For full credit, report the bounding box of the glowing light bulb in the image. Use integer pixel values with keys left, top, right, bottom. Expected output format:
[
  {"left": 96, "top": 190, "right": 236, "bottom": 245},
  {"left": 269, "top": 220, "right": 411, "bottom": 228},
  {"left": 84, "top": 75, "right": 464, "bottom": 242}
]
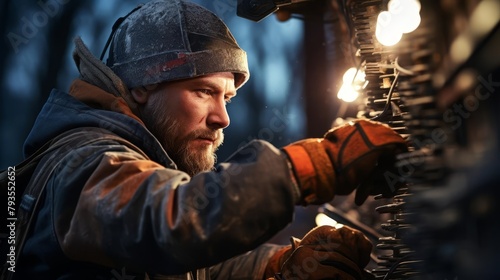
[
  {"left": 342, "top": 67, "right": 365, "bottom": 84},
  {"left": 337, "top": 84, "right": 359, "bottom": 102},
  {"left": 388, "top": 0, "right": 421, "bottom": 15},
  {"left": 342, "top": 68, "right": 357, "bottom": 83},
  {"left": 388, "top": 0, "right": 421, "bottom": 33},
  {"left": 376, "top": 28, "right": 403, "bottom": 46},
  {"left": 376, "top": 12, "right": 403, "bottom": 46},
  {"left": 400, "top": 12, "right": 421, "bottom": 33},
  {"left": 338, "top": 67, "right": 366, "bottom": 102}
]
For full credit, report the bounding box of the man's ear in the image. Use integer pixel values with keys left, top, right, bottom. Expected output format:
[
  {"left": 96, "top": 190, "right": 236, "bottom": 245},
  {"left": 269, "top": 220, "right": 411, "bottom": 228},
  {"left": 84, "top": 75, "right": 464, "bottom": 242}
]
[{"left": 130, "top": 87, "right": 149, "bottom": 104}]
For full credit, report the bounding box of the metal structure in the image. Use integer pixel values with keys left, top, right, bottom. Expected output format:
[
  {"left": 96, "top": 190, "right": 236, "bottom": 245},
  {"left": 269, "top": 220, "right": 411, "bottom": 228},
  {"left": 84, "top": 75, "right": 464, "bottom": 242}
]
[{"left": 238, "top": 0, "right": 500, "bottom": 278}]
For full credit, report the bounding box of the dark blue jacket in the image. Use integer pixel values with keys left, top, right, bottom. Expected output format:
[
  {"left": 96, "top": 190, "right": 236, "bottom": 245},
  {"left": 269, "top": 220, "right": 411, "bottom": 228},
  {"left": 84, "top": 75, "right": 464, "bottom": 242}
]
[{"left": 16, "top": 80, "right": 296, "bottom": 279}]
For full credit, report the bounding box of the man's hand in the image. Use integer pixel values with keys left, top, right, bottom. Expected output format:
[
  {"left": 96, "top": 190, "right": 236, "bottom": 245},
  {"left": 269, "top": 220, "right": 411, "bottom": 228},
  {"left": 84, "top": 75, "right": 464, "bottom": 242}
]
[
  {"left": 282, "top": 119, "right": 407, "bottom": 205},
  {"left": 264, "top": 225, "right": 373, "bottom": 280}
]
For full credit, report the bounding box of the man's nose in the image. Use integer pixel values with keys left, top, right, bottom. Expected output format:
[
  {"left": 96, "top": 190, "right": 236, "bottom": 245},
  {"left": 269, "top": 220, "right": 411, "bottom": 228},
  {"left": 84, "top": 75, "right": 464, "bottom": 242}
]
[{"left": 207, "top": 98, "right": 230, "bottom": 129}]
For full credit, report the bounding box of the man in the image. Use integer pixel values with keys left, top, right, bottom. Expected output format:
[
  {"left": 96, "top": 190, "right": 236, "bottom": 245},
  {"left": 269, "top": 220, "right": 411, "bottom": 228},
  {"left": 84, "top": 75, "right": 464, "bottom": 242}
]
[{"left": 15, "top": 0, "right": 406, "bottom": 279}]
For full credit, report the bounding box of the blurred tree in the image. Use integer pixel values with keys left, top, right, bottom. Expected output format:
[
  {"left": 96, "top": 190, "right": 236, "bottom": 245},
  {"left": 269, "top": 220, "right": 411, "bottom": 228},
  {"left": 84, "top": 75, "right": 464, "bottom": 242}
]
[
  {"left": 0, "top": 0, "right": 14, "bottom": 168},
  {"left": 0, "top": 1, "right": 11, "bottom": 88},
  {"left": 36, "top": 1, "right": 89, "bottom": 110},
  {"left": 0, "top": 0, "right": 134, "bottom": 168}
]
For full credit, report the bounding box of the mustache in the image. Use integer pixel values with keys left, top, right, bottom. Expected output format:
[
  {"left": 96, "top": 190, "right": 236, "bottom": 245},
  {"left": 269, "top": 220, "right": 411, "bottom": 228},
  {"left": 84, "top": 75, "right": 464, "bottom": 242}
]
[{"left": 190, "top": 129, "right": 224, "bottom": 147}]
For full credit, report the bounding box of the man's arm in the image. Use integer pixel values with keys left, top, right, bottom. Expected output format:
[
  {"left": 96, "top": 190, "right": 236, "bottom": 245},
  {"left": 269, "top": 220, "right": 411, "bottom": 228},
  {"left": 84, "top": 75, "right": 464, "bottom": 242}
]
[{"left": 50, "top": 138, "right": 296, "bottom": 275}]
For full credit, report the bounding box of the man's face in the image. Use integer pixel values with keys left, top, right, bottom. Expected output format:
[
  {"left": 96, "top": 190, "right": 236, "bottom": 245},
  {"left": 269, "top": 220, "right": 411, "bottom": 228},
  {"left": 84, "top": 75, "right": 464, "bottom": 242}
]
[{"left": 139, "top": 72, "right": 236, "bottom": 176}]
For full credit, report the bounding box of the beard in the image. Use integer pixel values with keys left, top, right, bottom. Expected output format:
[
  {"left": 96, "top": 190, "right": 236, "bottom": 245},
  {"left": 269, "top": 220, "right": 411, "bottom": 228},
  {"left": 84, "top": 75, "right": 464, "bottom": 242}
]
[{"left": 141, "top": 94, "right": 224, "bottom": 176}]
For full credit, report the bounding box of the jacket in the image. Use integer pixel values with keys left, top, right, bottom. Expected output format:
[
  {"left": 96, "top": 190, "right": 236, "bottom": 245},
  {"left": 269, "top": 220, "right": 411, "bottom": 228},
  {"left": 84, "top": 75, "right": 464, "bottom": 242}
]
[{"left": 16, "top": 79, "right": 297, "bottom": 279}]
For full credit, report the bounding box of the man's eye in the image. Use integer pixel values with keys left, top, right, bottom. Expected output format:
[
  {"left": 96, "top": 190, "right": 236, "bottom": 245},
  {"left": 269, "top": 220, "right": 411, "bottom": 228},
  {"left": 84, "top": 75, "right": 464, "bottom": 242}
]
[
  {"left": 195, "top": 89, "right": 213, "bottom": 98},
  {"left": 197, "top": 89, "right": 211, "bottom": 95}
]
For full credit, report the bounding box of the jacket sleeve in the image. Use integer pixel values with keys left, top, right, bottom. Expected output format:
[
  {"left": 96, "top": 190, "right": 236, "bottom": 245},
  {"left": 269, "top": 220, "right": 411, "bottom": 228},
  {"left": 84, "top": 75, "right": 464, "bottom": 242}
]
[
  {"left": 209, "top": 244, "right": 285, "bottom": 280},
  {"left": 49, "top": 138, "right": 296, "bottom": 275}
]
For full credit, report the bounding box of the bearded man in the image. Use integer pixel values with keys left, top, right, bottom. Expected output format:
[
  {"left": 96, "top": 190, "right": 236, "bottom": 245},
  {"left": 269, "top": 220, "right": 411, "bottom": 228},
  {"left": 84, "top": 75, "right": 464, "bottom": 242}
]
[{"left": 13, "top": 0, "right": 406, "bottom": 279}]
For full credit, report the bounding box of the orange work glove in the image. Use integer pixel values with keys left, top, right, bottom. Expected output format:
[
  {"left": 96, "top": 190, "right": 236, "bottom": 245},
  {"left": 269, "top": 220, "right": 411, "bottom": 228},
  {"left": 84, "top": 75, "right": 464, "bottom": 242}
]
[
  {"left": 282, "top": 119, "right": 407, "bottom": 205},
  {"left": 264, "top": 225, "right": 373, "bottom": 280}
]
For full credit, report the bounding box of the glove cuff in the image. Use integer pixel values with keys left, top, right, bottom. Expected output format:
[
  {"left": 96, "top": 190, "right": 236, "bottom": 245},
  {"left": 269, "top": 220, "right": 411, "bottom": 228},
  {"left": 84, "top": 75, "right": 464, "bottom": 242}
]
[
  {"left": 264, "top": 245, "right": 291, "bottom": 279},
  {"left": 282, "top": 145, "right": 315, "bottom": 205},
  {"left": 282, "top": 140, "right": 335, "bottom": 205}
]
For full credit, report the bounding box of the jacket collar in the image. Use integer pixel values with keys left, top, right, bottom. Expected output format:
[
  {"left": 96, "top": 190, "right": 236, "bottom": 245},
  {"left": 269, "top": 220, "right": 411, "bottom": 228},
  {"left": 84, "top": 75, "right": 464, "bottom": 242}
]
[{"left": 69, "top": 78, "right": 144, "bottom": 125}]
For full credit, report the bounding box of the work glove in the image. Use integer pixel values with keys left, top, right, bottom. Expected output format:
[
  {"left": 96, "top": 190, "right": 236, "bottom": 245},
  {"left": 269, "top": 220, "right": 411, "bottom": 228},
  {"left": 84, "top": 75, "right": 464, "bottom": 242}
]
[
  {"left": 264, "top": 225, "right": 373, "bottom": 280},
  {"left": 282, "top": 119, "right": 407, "bottom": 206}
]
